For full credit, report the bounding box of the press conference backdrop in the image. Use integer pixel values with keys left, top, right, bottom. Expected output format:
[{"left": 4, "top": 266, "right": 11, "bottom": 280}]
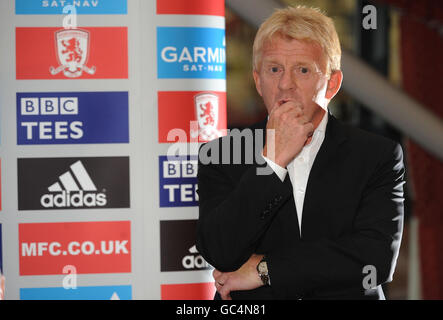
[{"left": 0, "top": 0, "right": 226, "bottom": 300}]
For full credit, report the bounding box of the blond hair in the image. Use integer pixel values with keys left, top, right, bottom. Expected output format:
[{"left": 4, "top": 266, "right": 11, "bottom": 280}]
[{"left": 253, "top": 6, "right": 341, "bottom": 76}]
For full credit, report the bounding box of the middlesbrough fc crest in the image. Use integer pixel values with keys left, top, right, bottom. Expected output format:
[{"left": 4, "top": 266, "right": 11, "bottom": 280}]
[
  {"left": 193, "top": 93, "right": 222, "bottom": 142},
  {"left": 50, "top": 29, "right": 96, "bottom": 78}
]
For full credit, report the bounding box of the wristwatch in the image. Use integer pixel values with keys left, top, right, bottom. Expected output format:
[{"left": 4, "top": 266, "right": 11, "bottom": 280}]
[{"left": 257, "top": 256, "right": 271, "bottom": 286}]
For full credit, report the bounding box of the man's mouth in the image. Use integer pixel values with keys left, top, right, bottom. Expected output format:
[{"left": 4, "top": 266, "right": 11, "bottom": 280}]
[{"left": 278, "top": 99, "right": 290, "bottom": 106}]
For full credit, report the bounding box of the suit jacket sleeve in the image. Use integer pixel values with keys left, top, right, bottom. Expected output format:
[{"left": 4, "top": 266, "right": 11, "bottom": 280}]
[
  {"left": 196, "top": 143, "right": 292, "bottom": 272},
  {"left": 267, "top": 141, "right": 405, "bottom": 298}
]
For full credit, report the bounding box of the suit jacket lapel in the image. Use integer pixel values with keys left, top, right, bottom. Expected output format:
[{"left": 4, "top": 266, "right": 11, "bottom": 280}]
[
  {"left": 300, "top": 112, "right": 348, "bottom": 239},
  {"left": 253, "top": 117, "right": 301, "bottom": 238},
  {"left": 251, "top": 113, "right": 348, "bottom": 239}
]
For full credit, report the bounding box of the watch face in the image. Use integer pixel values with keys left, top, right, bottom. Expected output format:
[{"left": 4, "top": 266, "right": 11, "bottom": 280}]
[{"left": 258, "top": 261, "right": 267, "bottom": 273}]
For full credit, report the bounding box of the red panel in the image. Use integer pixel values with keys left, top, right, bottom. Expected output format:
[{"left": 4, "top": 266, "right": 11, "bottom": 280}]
[
  {"left": 19, "top": 221, "right": 131, "bottom": 275},
  {"left": 158, "top": 91, "right": 227, "bottom": 143},
  {"left": 157, "top": 0, "right": 225, "bottom": 16},
  {"left": 16, "top": 27, "right": 128, "bottom": 79},
  {"left": 161, "top": 282, "right": 215, "bottom": 300}
]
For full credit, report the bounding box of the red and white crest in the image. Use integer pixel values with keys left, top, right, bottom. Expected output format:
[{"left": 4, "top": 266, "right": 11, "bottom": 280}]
[
  {"left": 194, "top": 93, "right": 221, "bottom": 142},
  {"left": 50, "top": 29, "right": 96, "bottom": 78}
]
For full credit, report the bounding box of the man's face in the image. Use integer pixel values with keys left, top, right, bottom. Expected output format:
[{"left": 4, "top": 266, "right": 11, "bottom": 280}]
[{"left": 253, "top": 34, "right": 331, "bottom": 123}]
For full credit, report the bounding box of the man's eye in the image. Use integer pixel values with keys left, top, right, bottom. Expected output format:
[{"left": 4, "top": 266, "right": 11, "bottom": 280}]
[
  {"left": 300, "top": 67, "right": 309, "bottom": 74},
  {"left": 270, "top": 66, "right": 280, "bottom": 73}
]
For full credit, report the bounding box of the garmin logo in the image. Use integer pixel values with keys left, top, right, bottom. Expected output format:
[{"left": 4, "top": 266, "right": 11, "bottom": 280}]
[
  {"left": 40, "top": 160, "right": 107, "bottom": 208},
  {"left": 157, "top": 27, "right": 226, "bottom": 79},
  {"left": 18, "top": 157, "right": 129, "bottom": 211},
  {"left": 161, "top": 46, "right": 225, "bottom": 65}
]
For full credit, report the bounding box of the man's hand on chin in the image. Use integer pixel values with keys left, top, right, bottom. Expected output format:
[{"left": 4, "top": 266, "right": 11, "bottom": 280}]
[{"left": 212, "top": 254, "right": 264, "bottom": 300}]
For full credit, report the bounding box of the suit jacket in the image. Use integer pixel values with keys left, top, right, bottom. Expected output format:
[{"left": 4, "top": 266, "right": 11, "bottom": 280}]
[{"left": 196, "top": 112, "right": 405, "bottom": 300}]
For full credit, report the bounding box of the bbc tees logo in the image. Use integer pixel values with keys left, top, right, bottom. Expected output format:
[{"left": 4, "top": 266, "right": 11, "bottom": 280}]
[
  {"left": 17, "top": 92, "right": 129, "bottom": 145},
  {"left": 19, "top": 221, "right": 131, "bottom": 275},
  {"left": 16, "top": 27, "right": 128, "bottom": 79},
  {"left": 17, "top": 157, "right": 130, "bottom": 210},
  {"left": 159, "top": 155, "right": 198, "bottom": 207},
  {"left": 156, "top": 0, "right": 224, "bottom": 16},
  {"left": 15, "top": 0, "right": 128, "bottom": 15},
  {"left": 160, "top": 220, "right": 211, "bottom": 272},
  {"left": 158, "top": 91, "right": 226, "bottom": 143},
  {"left": 157, "top": 27, "right": 226, "bottom": 79}
]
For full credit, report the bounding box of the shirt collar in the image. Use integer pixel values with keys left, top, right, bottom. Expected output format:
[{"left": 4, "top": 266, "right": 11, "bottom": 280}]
[
  {"left": 316, "top": 109, "right": 328, "bottom": 134},
  {"left": 299, "top": 110, "right": 328, "bottom": 155}
]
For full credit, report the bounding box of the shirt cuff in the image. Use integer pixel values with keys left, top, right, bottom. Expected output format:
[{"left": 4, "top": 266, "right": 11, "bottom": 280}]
[{"left": 261, "top": 152, "right": 287, "bottom": 182}]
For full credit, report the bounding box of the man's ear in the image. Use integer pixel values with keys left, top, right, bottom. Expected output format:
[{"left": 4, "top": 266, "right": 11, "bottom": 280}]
[
  {"left": 253, "top": 69, "right": 263, "bottom": 97},
  {"left": 325, "top": 70, "right": 343, "bottom": 100}
]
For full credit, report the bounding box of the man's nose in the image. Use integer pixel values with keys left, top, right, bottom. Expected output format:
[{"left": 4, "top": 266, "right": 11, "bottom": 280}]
[{"left": 278, "top": 70, "right": 296, "bottom": 91}]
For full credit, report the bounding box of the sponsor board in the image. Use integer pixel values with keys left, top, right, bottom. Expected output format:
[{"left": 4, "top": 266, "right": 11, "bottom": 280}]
[
  {"left": 16, "top": 27, "right": 128, "bottom": 79},
  {"left": 19, "top": 221, "right": 131, "bottom": 275},
  {"left": 159, "top": 155, "right": 198, "bottom": 207},
  {"left": 156, "top": 0, "right": 224, "bottom": 16},
  {"left": 20, "top": 285, "right": 132, "bottom": 300},
  {"left": 160, "top": 220, "right": 211, "bottom": 272},
  {"left": 157, "top": 27, "right": 225, "bottom": 79},
  {"left": 17, "top": 92, "right": 129, "bottom": 145},
  {"left": 158, "top": 91, "right": 226, "bottom": 143},
  {"left": 17, "top": 157, "right": 130, "bottom": 210},
  {"left": 161, "top": 282, "right": 215, "bottom": 300},
  {"left": 16, "top": 0, "right": 128, "bottom": 15}
]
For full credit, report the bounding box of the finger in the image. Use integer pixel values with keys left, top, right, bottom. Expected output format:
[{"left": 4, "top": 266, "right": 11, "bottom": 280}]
[
  {"left": 219, "top": 287, "right": 231, "bottom": 300},
  {"left": 270, "top": 100, "right": 301, "bottom": 119},
  {"left": 280, "top": 103, "right": 303, "bottom": 115},
  {"left": 284, "top": 108, "right": 304, "bottom": 121},
  {"left": 217, "top": 273, "right": 229, "bottom": 286},
  {"left": 294, "top": 115, "right": 311, "bottom": 126},
  {"left": 275, "top": 104, "right": 304, "bottom": 121},
  {"left": 212, "top": 269, "right": 222, "bottom": 280},
  {"left": 215, "top": 282, "right": 223, "bottom": 292},
  {"left": 303, "top": 122, "right": 315, "bottom": 137},
  {"left": 280, "top": 100, "right": 303, "bottom": 113}
]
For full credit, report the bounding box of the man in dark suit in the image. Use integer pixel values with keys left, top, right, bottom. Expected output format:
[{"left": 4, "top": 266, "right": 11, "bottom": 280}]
[{"left": 196, "top": 6, "right": 405, "bottom": 300}]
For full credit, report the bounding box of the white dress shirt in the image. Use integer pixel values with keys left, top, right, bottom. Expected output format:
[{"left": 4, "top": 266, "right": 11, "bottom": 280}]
[{"left": 262, "top": 111, "right": 328, "bottom": 236}]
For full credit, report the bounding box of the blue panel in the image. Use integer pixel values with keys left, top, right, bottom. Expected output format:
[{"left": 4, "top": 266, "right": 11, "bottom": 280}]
[
  {"left": 16, "top": 0, "right": 127, "bottom": 15},
  {"left": 157, "top": 27, "right": 226, "bottom": 79},
  {"left": 20, "top": 285, "right": 132, "bottom": 300},
  {"left": 17, "top": 92, "right": 129, "bottom": 145},
  {"left": 159, "top": 155, "right": 198, "bottom": 207}
]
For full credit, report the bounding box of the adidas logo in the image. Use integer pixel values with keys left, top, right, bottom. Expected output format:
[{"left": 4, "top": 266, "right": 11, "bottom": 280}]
[
  {"left": 182, "top": 245, "right": 210, "bottom": 270},
  {"left": 40, "top": 160, "right": 107, "bottom": 208}
]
